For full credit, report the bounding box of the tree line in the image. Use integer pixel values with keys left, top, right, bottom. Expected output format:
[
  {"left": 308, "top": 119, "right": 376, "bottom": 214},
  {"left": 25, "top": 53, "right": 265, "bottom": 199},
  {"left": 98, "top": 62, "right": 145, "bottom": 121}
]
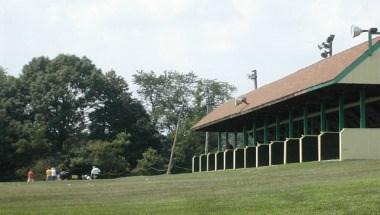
[{"left": 0, "top": 54, "right": 235, "bottom": 181}]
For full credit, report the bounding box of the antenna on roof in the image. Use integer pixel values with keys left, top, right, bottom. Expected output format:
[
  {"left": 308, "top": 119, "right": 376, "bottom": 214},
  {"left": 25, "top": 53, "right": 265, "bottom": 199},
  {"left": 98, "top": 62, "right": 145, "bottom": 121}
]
[
  {"left": 247, "top": 69, "right": 258, "bottom": 89},
  {"left": 318, "top": 34, "right": 335, "bottom": 58}
]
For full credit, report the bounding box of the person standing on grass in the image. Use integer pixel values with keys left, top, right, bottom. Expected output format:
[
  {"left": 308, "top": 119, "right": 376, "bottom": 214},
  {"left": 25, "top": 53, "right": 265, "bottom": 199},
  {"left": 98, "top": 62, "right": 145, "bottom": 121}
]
[
  {"left": 51, "top": 167, "right": 57, "bottom": 181},
  {"left": 46, "top": 167, "right": 52, "bottom": 181},
  {"left": 27, "top": 169, "right": 34, "bottom": 183},
  {"left": 90, "top": 166, "right": 101, "bottom": 179}
]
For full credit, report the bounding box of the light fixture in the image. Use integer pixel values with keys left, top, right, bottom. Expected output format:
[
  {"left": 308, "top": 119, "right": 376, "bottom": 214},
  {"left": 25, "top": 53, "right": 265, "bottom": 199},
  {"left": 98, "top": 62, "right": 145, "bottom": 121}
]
[
  {"left": 351, "top": 25, "right": 364, "bottom": 37},
  {"left": 351, "top": 25, "right": 380, "bottom": 56},
  {"left": 318, "top": 34, "right": 335, "bottom": 59}
]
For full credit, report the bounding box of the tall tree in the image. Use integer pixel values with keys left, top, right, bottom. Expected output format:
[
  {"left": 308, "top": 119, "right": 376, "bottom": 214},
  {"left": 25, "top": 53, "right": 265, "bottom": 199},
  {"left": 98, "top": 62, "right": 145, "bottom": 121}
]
[
  {"left": 21, "top": 55, "right": 104, "bottom": 151},
  {"left": 133, "top": 70, "right": 197, "bottom": 133},
  {"left": 89, "top": 71, "right": 162, "bottom": 167},
  {"left": 133, "top": 70, "right": 235, "bottom": 172}
]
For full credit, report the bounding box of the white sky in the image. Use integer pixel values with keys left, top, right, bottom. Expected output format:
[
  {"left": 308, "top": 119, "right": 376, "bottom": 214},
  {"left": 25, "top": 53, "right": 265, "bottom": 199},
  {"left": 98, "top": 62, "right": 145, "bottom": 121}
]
[{"left": 0, "top": 0, "right": 378, "bottom": 96}]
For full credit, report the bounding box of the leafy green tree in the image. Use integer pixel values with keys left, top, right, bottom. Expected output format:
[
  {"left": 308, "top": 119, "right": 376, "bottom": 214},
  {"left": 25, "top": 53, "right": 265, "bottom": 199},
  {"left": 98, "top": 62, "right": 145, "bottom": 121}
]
[
  {"left": 89, "top": 71, "right": 163, "bottom": 167},
  {"left": 133, "top": 70, "right": 197, "bottom": 133},
  {"left": 133, "top": 70, "right": 235, "bottom": 173},
  {"left": 20, "top": 55, "right": 104, "bottom": 151},
  {"left": 0, "top": 67, "right": 35, "bottom": 180}
]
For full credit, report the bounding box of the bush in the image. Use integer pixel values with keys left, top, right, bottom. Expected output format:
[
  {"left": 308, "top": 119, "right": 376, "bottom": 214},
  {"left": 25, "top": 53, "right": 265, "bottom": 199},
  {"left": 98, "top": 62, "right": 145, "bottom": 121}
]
[{"left": 133, "top": 148, "right": 166, "bottom": 175}]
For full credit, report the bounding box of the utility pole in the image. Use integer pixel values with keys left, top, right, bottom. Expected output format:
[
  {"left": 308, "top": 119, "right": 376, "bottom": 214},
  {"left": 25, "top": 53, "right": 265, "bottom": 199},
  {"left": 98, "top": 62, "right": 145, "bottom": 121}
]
[
  {"left": 204, "top": 86, "right": 210, "bottom": 154},
  {"left": 167, "top": 118, "right": 181, "bottom": 174},
  {"left": 248, "top": 70, "right": 258, "bottom": 89}
]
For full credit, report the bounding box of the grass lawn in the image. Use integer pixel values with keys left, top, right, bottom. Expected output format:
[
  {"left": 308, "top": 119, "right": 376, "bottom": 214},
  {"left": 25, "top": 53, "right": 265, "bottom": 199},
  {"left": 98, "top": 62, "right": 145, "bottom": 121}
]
[{"left": 1, "top": 160, "right": 380, "bottom": 215}]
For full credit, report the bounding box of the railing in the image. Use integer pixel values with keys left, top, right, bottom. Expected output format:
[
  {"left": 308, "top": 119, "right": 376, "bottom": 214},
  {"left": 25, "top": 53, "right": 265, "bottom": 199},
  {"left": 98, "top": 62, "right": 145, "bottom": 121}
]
[{"left": 192, "top": 131, "right": 343, "bottom": 173}]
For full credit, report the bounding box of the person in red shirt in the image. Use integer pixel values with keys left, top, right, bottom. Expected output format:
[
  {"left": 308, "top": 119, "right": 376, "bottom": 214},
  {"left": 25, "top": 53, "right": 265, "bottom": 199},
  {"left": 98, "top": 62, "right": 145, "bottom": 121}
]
[{"left": 27, "top": 169, "right": 34, "bottom": 183}]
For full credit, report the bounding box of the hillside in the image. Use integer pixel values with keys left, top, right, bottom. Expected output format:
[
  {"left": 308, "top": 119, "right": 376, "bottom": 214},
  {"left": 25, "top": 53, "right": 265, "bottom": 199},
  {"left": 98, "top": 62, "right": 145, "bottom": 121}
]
[{"left": 1, "top": 160, "right": 380, "bottom": 215}]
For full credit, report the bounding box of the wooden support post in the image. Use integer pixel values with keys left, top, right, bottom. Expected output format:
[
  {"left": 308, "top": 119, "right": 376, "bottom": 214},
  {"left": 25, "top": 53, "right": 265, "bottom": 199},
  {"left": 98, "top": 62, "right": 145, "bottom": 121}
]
[
  {"left": 288, "top": 111, "right": 293, "bottom": 138},
  {"left": 218, "top": 132, "right": 222, "bottom": 151},
  {"left": 264, "top": 119, "right": 268, "bottom": 144},
  {"left": 339, "top": 96, "right": 345, "bottom": 131},
  {"left": 320, "top": 103, "right": 326, "bottom": 132},
  {"left": 275, "top": 116, "right": 280, "bottom": 141},
  {"left": 253, "top": 122, "right": 257, "bottom": 146},
  {"left": 303, "top": 107, "right": 308, "bottom": 135},
  {"left": 225, "top": 132, "right": 229, "bottom": 149},
  {"left": 243, "top": 126, "right": 248, "bottom": 147},
  {"left": 360, "top": 89, "right": 366, "bottom": 128},
  {"left": 234, "top": 131, "right": 238, "bottom": 148}
]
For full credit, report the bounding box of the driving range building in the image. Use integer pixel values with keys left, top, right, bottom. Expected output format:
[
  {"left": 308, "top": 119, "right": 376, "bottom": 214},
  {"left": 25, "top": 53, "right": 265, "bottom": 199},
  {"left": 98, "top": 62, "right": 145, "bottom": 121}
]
[{"left": 192, "top": 37, "right": 380, "bottom": 172}]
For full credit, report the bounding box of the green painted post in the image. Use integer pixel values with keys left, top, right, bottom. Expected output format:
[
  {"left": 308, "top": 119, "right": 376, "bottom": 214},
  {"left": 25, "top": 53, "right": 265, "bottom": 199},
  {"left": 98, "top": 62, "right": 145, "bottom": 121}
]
[
  {"left": 288, "top": 111, "right": 293, "bottom": 138},
  {"left": 275, "top": 116, "right": 280, "bottom": 141},
  {"left": 338, "top": 96, "right": 345, "bottom": 131},
  {"left": 320, "top": 103, "right": 326, "bottom": 132},
  {"left": 368, "top": 32, "right": 373, "bottom": 56},
  {"left": 234, "top": 131, "right": 238, "bottom": 148},
  {"left": 252, "top": 122, "right": 257, "bottom": 146},
  {"left": 218, "top": 132, "right": 222, "bottom": 151},
  {"left": 303, "top": 107, "right": 308, "bottom": 135},
  {"left": 225, "top": 132, "right": 229, "bottom": 149},
  {"left": 310, "top": 117, "right": 314, "bottom": 135},
  {"left": 264, "top": 119, "right": 268, "bottom": 144},
  {"left": 243, "top": 126, "right": 248, "bottom": 147},
  {"left": 360, "top": 89, "right": 366, "bottom": 128}
]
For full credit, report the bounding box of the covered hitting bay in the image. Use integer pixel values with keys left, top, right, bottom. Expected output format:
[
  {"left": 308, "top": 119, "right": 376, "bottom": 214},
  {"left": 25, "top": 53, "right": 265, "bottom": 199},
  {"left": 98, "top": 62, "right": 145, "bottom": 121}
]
[{"left": 192, "top": 37, "right": 380, "bottom": 173}]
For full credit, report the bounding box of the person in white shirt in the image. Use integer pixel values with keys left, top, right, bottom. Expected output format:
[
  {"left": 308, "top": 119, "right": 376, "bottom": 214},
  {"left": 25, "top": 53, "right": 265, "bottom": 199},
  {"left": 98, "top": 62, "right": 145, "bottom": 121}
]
[
  {"left": 51, "top": 167, "right": 57, "bottom": 181},
  {"left": 90, "top": 166, "right": 101, "bottom": 179}
]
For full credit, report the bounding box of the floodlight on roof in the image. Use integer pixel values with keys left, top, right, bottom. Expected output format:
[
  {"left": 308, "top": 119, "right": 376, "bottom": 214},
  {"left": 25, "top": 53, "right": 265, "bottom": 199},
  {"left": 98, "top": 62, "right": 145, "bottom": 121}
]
[
  {"left": 351, "top": 25, "right": 380, "bottom": 56},
  {"left": 327, "top": 34, "right": 335, "bottom": 43},
  {"left": 351, "top": 25, "right": 364, "bottom": 38},
  {"left": 317, "top": 34, "right": 335, "bottom": 59}
]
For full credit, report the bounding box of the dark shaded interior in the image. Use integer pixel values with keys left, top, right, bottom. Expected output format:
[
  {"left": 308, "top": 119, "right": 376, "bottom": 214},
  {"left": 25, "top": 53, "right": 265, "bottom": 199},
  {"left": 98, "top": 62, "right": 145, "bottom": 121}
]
[
  {"left": 258, "top": 145, "right": 269, "bottom": 167},
  {"left": 286, "top": 139, "right": 300, "bottom": 163},
  {"left": 320, "top": 133, "right": 340, "bottom": 160},
  {"left": 235, "top": 149, "right": 244, "bottom": 169},
  {"left": 271, "top": 141, "right": 284, "bottom": 165},
  {"left": 208, "top": 154, "right": 215, "bottom": 171},
  {"left": 201, "top": 155, "right": 207, "bottom": 172},
  {"left": 216, "top": 152, "right": 224, "bottom": 170},
  {"left": 193, "top": 156, "right": 199, "bottom": 172},
  {"left": 245, "top": 147, "right": 257, "bottom": 168},
  {"left": 301, "top": 136, "right": 318, "bottom": 162},
  {"left": 225, "top": 150, "right": 234, "bottom": 169}
]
